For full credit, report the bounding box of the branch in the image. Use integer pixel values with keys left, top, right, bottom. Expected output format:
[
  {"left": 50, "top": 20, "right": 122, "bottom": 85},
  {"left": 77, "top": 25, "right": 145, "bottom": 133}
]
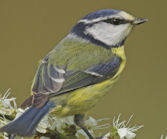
[{"left": 0, "top": 90, "right": 143, "bottom": 139}]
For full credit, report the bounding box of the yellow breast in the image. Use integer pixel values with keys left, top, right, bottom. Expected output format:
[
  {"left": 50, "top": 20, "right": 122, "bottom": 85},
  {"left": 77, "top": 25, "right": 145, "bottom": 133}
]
[{"left": 51, "top": 46, "right": 126, "bottom": 117}]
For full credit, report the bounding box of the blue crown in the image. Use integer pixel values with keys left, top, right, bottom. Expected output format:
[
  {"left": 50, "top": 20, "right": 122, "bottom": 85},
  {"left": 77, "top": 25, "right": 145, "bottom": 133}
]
[
  {"left": 82, "top": 9, "right": 121, "bottom": 20},
  {"left": 70, "top": 9, "right": 123, "bottom": 49}
]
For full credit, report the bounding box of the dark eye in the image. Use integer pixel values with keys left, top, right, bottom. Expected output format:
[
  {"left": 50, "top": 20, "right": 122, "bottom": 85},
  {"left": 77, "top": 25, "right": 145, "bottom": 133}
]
[
  {"left": 104, "top": 18, "right": 124, "bottom": 25},
  {"left": 112, "top": 18, "right": 121, "bottom": 25}
]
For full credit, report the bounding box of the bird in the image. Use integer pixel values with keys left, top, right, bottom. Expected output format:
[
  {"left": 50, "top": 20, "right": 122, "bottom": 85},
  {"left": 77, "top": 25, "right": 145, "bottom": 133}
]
[{"left": 0, "top": 9, "right": 147, "bottom": 139}]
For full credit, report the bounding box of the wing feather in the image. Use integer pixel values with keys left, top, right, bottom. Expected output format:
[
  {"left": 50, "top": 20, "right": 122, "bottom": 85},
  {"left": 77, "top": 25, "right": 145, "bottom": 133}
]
[
  {"left": 32, "top": 63, "right": 65, "bottom": 94},
  {"left": 49, "top": 56, "right": 121, "bottom": 97},
  {"left": 29, "top": 39, "right": 122, "bottom": 108}
]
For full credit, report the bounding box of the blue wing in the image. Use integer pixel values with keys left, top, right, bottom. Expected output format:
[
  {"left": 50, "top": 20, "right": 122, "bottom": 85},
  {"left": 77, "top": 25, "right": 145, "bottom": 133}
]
[{"left": 50, "top": 56, "right": 121, "bottom": 97}]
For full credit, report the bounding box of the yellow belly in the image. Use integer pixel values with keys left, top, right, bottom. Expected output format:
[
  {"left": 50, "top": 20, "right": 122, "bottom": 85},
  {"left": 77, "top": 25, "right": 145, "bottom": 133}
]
[
  {"left": 50, "top": 78, "right": 115, "bottom": 117},
  {"left": 50, "top": 47, "right": 126, "bottom": 117}
]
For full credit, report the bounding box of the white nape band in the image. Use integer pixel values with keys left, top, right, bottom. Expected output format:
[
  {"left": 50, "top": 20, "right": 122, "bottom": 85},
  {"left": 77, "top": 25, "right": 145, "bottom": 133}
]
[
  {"left": 79, "top": 15, "right": 122, "bottom": 24},
  {"left": 66, "top": 33, "right": 90, "bottom": 43}
]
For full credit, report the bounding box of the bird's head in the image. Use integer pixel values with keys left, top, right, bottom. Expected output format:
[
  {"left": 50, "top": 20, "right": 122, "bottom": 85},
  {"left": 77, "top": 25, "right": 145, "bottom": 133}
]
[{"left": 70, "top": 9, "right": 147, "bottom": 48}]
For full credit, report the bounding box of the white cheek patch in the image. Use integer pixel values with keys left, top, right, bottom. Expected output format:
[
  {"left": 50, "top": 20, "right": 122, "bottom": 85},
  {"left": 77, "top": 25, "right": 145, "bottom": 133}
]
[{"left": 85, "top": 22, "right": 131, "bottom": 46}]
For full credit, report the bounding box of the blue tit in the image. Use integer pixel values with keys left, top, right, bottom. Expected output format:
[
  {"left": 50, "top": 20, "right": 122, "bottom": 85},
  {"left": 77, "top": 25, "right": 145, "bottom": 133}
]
[{"left": 0, "top": 9, "right": 147, "bottom": 138}]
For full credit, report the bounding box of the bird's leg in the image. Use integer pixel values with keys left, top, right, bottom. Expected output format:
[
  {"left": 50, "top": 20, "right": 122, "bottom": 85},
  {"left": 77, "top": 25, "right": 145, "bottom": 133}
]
[
  {"left": 74, "top": 114, "right": 94, "bottom": 139},
  {"left": 9, "top": 134, "right": 16, "bottom": 139}
]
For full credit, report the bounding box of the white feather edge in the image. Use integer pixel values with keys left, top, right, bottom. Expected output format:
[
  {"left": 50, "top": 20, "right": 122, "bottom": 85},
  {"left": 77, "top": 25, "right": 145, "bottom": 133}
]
[{"left": 85, "top": 71, "right": 103, "bottom": 77}]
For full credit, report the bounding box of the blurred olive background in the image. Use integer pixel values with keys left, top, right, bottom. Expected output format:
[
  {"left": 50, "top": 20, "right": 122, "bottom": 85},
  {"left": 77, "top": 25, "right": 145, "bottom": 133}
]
[{"left": 0, "top": 0, "right": 166, "bottom": 138}]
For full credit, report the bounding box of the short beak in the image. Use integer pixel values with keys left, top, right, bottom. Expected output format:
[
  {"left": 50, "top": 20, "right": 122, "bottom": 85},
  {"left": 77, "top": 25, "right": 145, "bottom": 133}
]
[{"left": 133, "top": 18, "right": 148, "bottom": 25}]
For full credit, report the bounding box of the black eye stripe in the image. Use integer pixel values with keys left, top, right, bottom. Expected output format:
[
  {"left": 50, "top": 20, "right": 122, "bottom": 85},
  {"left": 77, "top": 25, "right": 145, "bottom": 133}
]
[{"left": 103, "top": 18, "right": 130, "bottom": 25}]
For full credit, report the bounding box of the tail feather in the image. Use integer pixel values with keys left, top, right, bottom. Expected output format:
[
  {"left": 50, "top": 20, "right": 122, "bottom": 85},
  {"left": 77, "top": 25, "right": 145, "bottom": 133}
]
[
  {"left": 26, "top": 101, "right": 54, "bottom": 135},
  {"left": 0, "top": 101, "right": 54, "bottom": 137}
]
